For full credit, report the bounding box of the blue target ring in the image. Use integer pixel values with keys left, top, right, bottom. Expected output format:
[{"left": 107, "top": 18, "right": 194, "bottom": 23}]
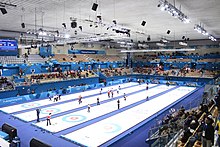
[
  {"left": 62, "top": 114, "right": 87, "bottom": 123},
  {"left": 102, "top": 123, "right": 122, "bottom": 133},
  {"left": 21, "top": 103, "right": 41, "bottom": 108},
  {"left": 41, "top": 108, "right": 61, "bottom": 114}
]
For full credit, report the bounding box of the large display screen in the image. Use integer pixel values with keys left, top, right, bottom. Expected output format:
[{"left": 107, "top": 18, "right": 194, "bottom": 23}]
[{"left": 0, "top": 39, "right": 18, "bottom": 51}]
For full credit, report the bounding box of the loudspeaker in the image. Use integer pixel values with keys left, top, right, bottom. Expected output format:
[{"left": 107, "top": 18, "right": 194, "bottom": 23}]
[
  {"left": 21, "top": 23, "right": 25, "bottom": 28},
  {"left": 30, "top": 138, "right": 52, "bottom": 147},
  {"left": 92, "top": 3, "right": 98, "bottom": 11},
  {"left": 141, "top": 21, "right": 146, "bottom": 26},
  {"left": 147, "top": 35, "right": 151, "bottom": 41},
  {"left": 71, "top": 21, "right": 77, "bottom": 28},
  {"left": 2, "top": 123, "right": 17, "bottom": 142},
  {"left": 0, "top": 8, "right": 7, "bottom": 15}
]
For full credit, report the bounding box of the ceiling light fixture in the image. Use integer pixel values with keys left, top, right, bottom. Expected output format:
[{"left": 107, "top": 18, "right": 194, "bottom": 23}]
[
  {"left": 179, "top": 41, "right": 187, "bottom": 46},
  {"left": 158, "top": 0, "right": 190, "bottom": 24},
  {"left": 194, "top": 24, "right": 217, "bottom": 41},
  {"left": 161, "top": 38, "right": 170, "bottom": 43},
  {"left": 156, "top": 42, "right": 166, "bottom": 47}
]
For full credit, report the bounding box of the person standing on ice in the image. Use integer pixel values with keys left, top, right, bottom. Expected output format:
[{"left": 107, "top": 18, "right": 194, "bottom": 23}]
[
  {"left": 117, "top": 99, "right": 120, "bottom": 109},
  {"left": 97, "top": 97, "right": 100, "bottom": 105},
  {"left": 107, "top": 90, "right": 110, "bottom": 98},
  {"left": 117, "top": 88, "right": 119, "bottom": 94},
  {"left": 36, "top": 108, "right": 41, "bottom": 122},
  {"left": 111, "top": 90, "right": 114, "bottom": 98},
  {"left": 78, "top": 94, "right": 82, "bottom": 104},
  {"left": 100, "top": 88, "right": 103, "bottom": 95},
  {"left": 46, "top": 113, "right": 52, "bottom": 126},
  {"left": 87, "top": 104, "right": 91, "bottom": 112}
]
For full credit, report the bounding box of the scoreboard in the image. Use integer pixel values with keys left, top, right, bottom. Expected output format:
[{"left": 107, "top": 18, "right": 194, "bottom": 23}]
[{"left": 0, "top": 39, "right": 18, "bottom": 51}]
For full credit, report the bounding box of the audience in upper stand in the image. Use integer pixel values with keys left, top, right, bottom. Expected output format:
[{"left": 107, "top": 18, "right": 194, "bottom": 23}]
[{"left": 25, "top": 69, "right": 96, "bottom": 84}]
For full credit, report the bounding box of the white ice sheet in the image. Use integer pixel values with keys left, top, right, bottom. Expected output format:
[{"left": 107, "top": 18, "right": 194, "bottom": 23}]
[
  {"left": 14, "top": 84, "right": 156, "bottom": 122},
  {"left": 34, "top": 85, "right": 175, "bottom": 132},
  {"left": 0, "top": 82, "right": 138, "bottom": 113},
  {"left": 62, "top": 87, "right": 196, "bottom": 147}
]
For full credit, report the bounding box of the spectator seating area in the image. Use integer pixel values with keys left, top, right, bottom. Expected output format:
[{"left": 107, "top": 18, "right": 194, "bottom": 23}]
[
  {"left": 146, "top": 86, "right": 220, "bottom": 147},
  {"left": 133, "top": 67, "right": 218, "bottom": 78},
  {"left": 197, "top": 59, "right": 220, "bottom": 63},
  {"left": 26, "top": 54, "right": 48, "bottom": 63},
  {"left": 0, "top": 56, "right": 24, "bottom": 64},
  {"left": 0, "top": 55, "right": 49, "bottom": 64},
  {"left": 25, "top": 70, "right": 97, "bottom": 84},
  {"left": 105, "top": 55, "right": 124, "bottom": 62},
  {"left": 53, "top": 54, "right": 90, "bottom": 62},
  {"left": 53, "top": 54, "right": 73, "bottom": 62},
  {"left": 134, "top": 55, "right": 156, "bottom": 62},
  {"left": 86, "top": 54, "right": 108, "bottom": 62},
  {"left": 100, "top": 68, "right": 132, "bottom": 77},
  {"left": 0, "top": 77, "right": 14, "bottom": 91}
]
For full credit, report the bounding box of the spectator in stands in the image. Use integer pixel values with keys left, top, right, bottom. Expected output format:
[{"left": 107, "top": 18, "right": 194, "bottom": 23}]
[
  {"left": 214, "top": 95, "right": 220, "bottom": 109},
  {"left": 213, "top": 106, "right": 219, "bottom": 124},
  {"left": 202, "top": 115, "right": 214, "bottom": 147},
  {"left": 215, "top": 117, "right": 220, "bottom": 147},
  {"left": 180, "top": 128, "right": 193, "bottom": 143}
]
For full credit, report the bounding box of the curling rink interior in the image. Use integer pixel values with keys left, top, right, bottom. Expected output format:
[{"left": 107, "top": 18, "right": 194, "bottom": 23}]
[{"left": 0, "top": 82, "right": 196, "bottom": 147}]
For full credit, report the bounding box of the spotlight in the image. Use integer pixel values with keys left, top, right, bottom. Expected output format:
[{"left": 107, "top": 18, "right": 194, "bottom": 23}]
[
  {"left": 113, "top": 20, "right": 117, "bottom": 25},
  {"left": 179, "top": 41, "right": 188, "bottom": 46},
  {"left": 62, "top": 23, "right": 66, "bottom": 29},
  {"left": 97, "top": 15, "right": 102, "bottom": 22},
  {"left": 167, "top": 30, "right": 171, "bottom": 34},
  {"left": 79, "top": 26, "right": 82, "bottom": 31},
  {"left": 158, "top": 0, "right": 190, "bottom": 23},
  {"left": 0, "top": 8, "right": 7, "bottom": 15},
  {"left": 194, "top": 24, "right": 216, "bottom": 41},
  {"left": 161, "top": 38, "right": 170, "bottom": 43}
]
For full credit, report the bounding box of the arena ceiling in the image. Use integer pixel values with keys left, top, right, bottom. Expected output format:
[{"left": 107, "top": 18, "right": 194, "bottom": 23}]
[{"left": 0, "top": 0, "right": 220, "bottom": 43}]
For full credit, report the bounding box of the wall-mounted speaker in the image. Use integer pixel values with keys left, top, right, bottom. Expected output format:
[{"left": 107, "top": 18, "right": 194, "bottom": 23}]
[
  {"left": 71, "top": 21, "right": 77, "bottom": 28},
  {"left": 21, "top": 23, "right": 25, "bottom": 28},
  {"left": 92, "top": 3, "right": 98, "bottom": 11},
  {"left": 141, "top": 21, "right": 146, "bottom": 26},
  {"left": 0, "top": 8, "right": 7, "bottom": 15}
]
